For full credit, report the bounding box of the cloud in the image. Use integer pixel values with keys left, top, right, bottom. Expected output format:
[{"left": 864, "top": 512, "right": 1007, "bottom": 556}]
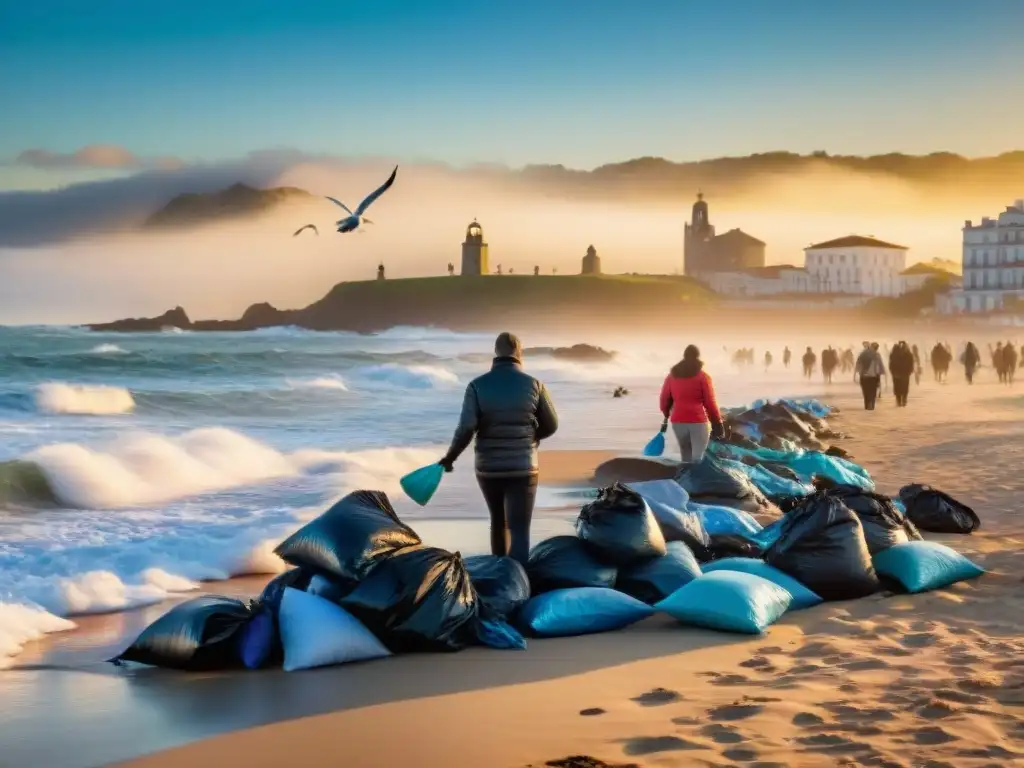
[{"left": 15, "top": 144, "right": 183, "bottom": 171}]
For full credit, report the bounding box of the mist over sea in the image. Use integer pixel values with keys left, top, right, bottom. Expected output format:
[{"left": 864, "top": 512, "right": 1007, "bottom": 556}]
[{"left": 0, "top": 323, "right": 831, "bottom": 665}]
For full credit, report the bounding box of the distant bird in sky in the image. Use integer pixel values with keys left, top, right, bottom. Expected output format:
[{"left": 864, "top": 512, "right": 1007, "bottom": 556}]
[
  {"left": 325, "top": 165, "right": 398, "bottom": 233},
  {"left": 293, "top": 223, "right": 319, "bottom": 237}
]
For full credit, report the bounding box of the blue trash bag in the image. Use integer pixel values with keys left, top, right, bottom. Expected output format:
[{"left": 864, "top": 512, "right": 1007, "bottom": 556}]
[
  {"left": 527, "top": 535, "right": 618, "bottom": 594},
  {"left": 464, "top": 555, "right": 531, "bottom": 619},
  {"left": 656, "top": 571, "right": 792, "bottom": 634},
  {"left": 718, "top": 457, "right": 811, "bottom": 498},
  {"left": 701, "top": 557, "right": 823, "bottom": 610},
  {"left": 115, "top": 595, "right": 256, "bottom": 671},
  {"left": 400, "top": 463, "right": 445, "bottom": 507},
  {"left": 518, "top": 587, "right": 655, "bottom": 637},
  {"left": 643, "top": 432, "right": 666, "bottom": 457},
  {"left": 278, "top": 588, "right": 391, "bottom": 671},
  {"left": 576, "top": 484, "right": 667, "bottom": 566},
  {"left": 788, "top": 453, "right": 874, "bottom": 490},
  {"left": 275, "top": 490, "right": 421, "bottom": 582},
  {"left": 872, "top": 541, "right": 984, "bottom": 594},
  {"left": 691, "top": 502, "right": 763, "bottom": 538},
  {"left": 237, "top": 608, "right": 276, "bottom": 670},
  {"left": 627, "top": 480, "right": 710, "bottom": 557},
  {"left": 472, "top": 617, "right": 528, "bottom": 650},
  {"left": 615, "top": 541, "right": 702, "bottom": 604}
]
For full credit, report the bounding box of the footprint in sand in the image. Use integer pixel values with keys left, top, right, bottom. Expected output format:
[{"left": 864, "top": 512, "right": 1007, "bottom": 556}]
[
  {"left": 839, "top": 658, "right": 890, "bottom": 671},
  {"left": 708, "top": 702, "right": 763, "bottom": 722},
  {"left": 756, "top": 646, "right": 783, "bottom": 655},
  {"left": 792, "top": 641, "right": 841, "bottom": 658},
  {"left": 933, "top": 688, "right": 987, "bottom": 705},
  {"left": 795, "top": 733, "right": 874, "bottom": 755},
  {"left": 739, "top": 656, "right": 774, "bottom": 670},
  {"left": 823, "top": 703, "right": 896, "bottom": 723},
  {"left": 838, "top": 683, "right": 860, "bottom": 694},
  {"left": 917, "top": 699, "right": 957, "bottom": 720},
  {"left": 619, "top": 735, "right": 708, "bottom": 756},
  {"left": 722, "top": 746, "right": 759, "bottom": 762},
  {"left": 579, "top": 708, "right": 606, "bottom": 717},
  {"left": 900, "top": 632, "right": 939, "bottom": 648},
  {"left": 669, "top": 716, "right": 702, "bottom": 727},
  {"left": 792, "top": 712, "right": 825, "bottom": 727},
  {"left": 911, "top": 726, "right": 959, "bottom": 745},
  {"left": 699, "top": 724, "right": 746, "bottom": 744},
  {"left": 707, "top": 673, "right": 750, "bottom": 686},
  {"left": 788, "top": 663, "right": 826, "bottom": 675},
  {"left": 630, "top": 688, "right": 682, "bottom": 707}
]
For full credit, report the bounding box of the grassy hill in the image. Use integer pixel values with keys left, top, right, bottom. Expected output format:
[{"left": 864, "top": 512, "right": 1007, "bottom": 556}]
[{"left": 90, "top": 274, "right": 716, "bottom": 333}]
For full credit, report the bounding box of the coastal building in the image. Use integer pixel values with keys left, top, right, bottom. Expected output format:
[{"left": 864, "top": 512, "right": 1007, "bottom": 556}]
[
  {"left": 702, "top": 265, "right": 818, "bottom": 297},
  {"left": 944, "top": 199, "right": 1024, "bottom": 313},
  {"left": 803, "top": 235, "right": 908, "bottom": 297},
  {"left": 683, "top": 193, "right": 766, "bottom": 277},
  {"left": 581, "top": 245, "right": 602, "bottom": 275},
  {"left": 461, "top": 220, "right": 489, "bottom": 276}
]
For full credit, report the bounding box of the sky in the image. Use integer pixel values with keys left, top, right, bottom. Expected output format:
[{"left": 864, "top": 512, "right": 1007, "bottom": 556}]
[{"left": 2, "top": 0, "right": 1023, "bottom": 190}]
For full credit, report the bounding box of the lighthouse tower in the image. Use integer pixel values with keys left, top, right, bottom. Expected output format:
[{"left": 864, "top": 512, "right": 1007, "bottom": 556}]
[{"left": 461, "top": 220, "right": 489, "bottom": 276}]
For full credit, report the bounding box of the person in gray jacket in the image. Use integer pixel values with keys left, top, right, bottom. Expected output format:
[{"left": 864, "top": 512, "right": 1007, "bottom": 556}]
[{"left": 440, "top": 332, "right": 559, "bottom": 565}]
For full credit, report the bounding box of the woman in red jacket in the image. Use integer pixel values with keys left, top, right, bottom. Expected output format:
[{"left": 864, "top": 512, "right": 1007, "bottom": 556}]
[{"left": 658, "top": 345, "right": 724, "bottom": 463}]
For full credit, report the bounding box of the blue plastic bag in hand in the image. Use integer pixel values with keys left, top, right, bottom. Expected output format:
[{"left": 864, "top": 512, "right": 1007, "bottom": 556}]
[
  {"left": 400, "top": 463, "right": 445, "bottom": 506},
  {"left": 643, "top": 432, "right": 666, "bottom": 457}
]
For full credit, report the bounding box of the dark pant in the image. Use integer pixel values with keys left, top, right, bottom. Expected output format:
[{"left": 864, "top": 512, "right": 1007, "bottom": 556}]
[
  {"left": 893, "top": 376, "right": 910, "bottom": 407},
  {"left": 477, "top": 475, "right": 538, "bottom": 566},
  {"left": 860, "top": 376, "right": 880, "bottom": 410}
]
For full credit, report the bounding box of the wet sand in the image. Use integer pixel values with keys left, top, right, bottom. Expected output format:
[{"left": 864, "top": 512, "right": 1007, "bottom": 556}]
[{"left": 5, "top": 380, "right": 1024, "bottom": 767}]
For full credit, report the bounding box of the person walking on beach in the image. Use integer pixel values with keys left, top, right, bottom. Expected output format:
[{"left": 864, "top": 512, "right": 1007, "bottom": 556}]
[
  {"left": 764, "top": 350, "right": 773, "bottom": 371},
  {"left": 1004, "top": 341, "right": 1018, "bottom": 385},
  {"left": 802, "top": 347, "right": 816, "bottom": 379},
  {"left": 991, "top": 342, "right": 1006, "bottom": 384},
  {"left": 783, "top": 346, "right": 792, "bottom": 369},
  {"left": 659, "top": 345, "right": 724, "bottom": 463},
  {"left": 889, "top": 341, "right": 915, "bottom": 407},
  {"left": 855, "top": 342, "right": 886, "bottom": 410},
  {"left": 931, "top": 342, "right": 950, "bottom": 382},
  {"left": 962, "top": 341, "right": 981, "bottom": 384},
  {"left": 439, "top": 332, "right": 558, "bottom": 566},
  {"left": 911, "top": 344, "right": 923, "bottom": 385}
]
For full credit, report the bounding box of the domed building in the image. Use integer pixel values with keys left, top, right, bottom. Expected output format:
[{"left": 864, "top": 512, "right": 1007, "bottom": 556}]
[
  {"left": 581, "top": 245, "right": 602, "bottom": 275},
  {"left": 461, "top": 220, "right": 489, "bottom": 276}
]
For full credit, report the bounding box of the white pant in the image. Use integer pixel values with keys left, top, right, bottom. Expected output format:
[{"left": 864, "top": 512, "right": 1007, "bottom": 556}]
[{"left": 672, "top": 421, "right": 711, "bottom": 463}]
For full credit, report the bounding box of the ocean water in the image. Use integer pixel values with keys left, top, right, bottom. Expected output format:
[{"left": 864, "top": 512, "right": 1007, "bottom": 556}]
[{"left": 0, "top": 324, "right": 822, "bottom": 666}]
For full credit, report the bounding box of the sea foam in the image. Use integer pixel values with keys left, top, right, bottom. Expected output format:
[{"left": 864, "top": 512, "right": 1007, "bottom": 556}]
[{"left": 34, "top": 382, "right": 136, "bottom": 415}]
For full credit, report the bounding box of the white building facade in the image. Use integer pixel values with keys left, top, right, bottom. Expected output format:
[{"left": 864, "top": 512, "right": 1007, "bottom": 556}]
[
  {"left": 803, "top": 236, "right": 909, "bottom": 296},
  {"left": 701, "top": 265, "right": 818, "bottom": 297},
  {"left": 950, "top": 200, "right": 1024, "bottom": 313}
]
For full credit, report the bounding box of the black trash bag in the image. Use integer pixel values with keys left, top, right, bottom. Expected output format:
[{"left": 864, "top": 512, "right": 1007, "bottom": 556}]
[
  {"left": 826, "top": 485, "right": 922, "bottom": 555},
  {"left": 464, "top": 555, "right": 531, "bottom": 619},
  {"left": 764, "top": 493, "right": 880, "bottom": 600},
  {"left": 339, "top": 544, "right": 478, "bottom": 653},
  {"left": 274, "top": 490, "right": 421, "bottom": 582},
  {"left": 675, "top": 454, "right": 774, "bottom": 514},
  {"left": 899, "top": 484, "right": 980, "bottom": 534},
  {"left": 614, "top": 541, "right": 702, "bottom": 604},
  {"left": 576, "top": 483, "right": 668, "bottom": 566},
  {"left": 115, "top": 595, "right": 255, "bottom": 671},
  {"left": 706, "top": 533, "right": 764, "bottom": 561},
  {"left": 526, "top": 535, "right": 618, "bottom": 594}
]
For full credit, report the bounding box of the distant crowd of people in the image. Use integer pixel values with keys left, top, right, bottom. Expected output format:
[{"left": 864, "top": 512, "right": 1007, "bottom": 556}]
[{"left": 730, "top": 338, "right": 1022, "bottom": 412}]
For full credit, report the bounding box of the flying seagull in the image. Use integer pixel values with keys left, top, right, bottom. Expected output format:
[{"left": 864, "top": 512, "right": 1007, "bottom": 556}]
[
  {"left": 293, "top": 223, "right": 319, "bottom": 237},
  {"left": 325, "top": 165, "right": 398, "bottom": 233}
]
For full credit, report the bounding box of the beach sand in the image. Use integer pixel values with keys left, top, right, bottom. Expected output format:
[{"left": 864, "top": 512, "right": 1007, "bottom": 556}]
[{"left": 5, "top": 380, "right": 1024, "bottom": 768}]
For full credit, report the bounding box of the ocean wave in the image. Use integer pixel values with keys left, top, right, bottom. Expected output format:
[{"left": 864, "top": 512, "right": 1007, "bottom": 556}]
[
  {"left": 20, "top": 427, "right": 296, "bottom": 509},
  {"left": 34, "top": 382, "right": 136, "bottom": 415},
  {"left": 1, "top": 428, "right": 440, "bottom": 511},
  {"left": 90, "top": 343, "right": 127, "bottom": 355},
  {"left": 286, "top": 375, "right": 349, "bottom": 391},
  {"left": 0, "top": 602, "right": 76, "bottom": 669},
  {"left": 357, "top": 363, "right": 459, "bottom": 389}
]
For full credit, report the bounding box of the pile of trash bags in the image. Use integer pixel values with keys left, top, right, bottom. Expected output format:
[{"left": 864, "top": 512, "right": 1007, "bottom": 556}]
[{"left": 114, "top": 400, "right": 985, "bottom": 672}]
